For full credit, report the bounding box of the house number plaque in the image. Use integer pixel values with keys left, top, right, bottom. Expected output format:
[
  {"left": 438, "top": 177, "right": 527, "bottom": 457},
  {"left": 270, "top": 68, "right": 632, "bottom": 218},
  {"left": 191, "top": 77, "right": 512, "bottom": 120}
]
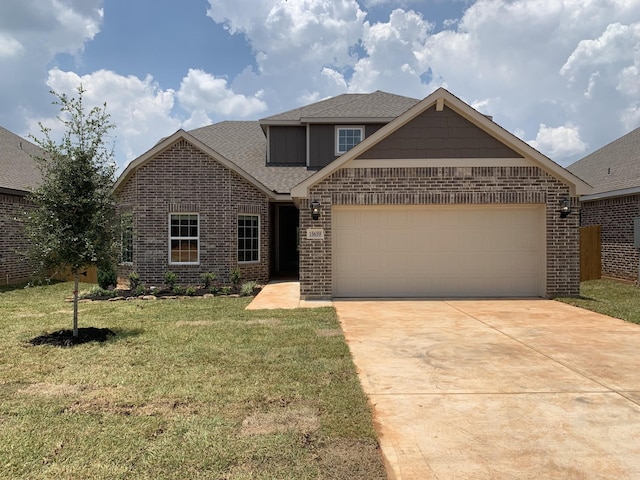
[{"left": 306, "top": 228, "right": 325, "bottom": 240}]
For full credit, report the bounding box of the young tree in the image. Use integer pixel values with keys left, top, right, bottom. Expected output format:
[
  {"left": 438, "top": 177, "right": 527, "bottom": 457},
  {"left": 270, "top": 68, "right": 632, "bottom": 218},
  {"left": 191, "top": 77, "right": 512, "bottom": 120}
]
[{"left": 26, "top": 86, "right": 118, "bottom": 337}]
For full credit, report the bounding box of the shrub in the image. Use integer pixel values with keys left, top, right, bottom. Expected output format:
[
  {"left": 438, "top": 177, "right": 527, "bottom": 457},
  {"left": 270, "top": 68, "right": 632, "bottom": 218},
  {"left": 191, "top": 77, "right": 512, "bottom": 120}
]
[
  {"left": 240, "top": 281, "right": 258, "bottom": 297},
  {"left": 220, "top": 286, "right": 232, "bottom": 295},
  {"left": 164, "top": 271, "right": 178, "bottom": 289},
  {"left": 172, "top": 285, "right": 186, "bottom": 295},
  {"left": 230, "top": 268, "right": 242, "bottom": 288},
  {"left": 133, "top": 285, "right": 146, "bottom": 296},
  {"left": 97, "top": 265, "right": 117, "bottom": 290},
  {"left": 200, "top": 272, "right": 217, "bottom": 288},
  {"left": 185, "top": 286, "right": 197, "bottom": 296},
  {"left": 129, "top": 271, "right": 141, "bottom": 290},
  {"left": 80, "top": 286, "right": 118, "bottom": 300}
]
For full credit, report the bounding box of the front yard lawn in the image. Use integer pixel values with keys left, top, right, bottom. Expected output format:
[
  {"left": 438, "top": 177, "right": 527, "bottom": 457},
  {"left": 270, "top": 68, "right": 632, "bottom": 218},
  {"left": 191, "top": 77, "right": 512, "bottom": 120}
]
[
  {"left": 0, "top": 282, "right": 386, "bottom": 479},
  {"left": 556, "top": 278, "right": 640, "bottom": 324}
]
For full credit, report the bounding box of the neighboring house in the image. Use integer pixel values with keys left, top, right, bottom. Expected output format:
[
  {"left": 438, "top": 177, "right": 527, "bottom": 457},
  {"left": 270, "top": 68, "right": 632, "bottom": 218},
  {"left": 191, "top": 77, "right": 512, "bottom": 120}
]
[
  {"left": 567, "top": 127, "right": 640, "bottom": 281},
  {"left": 0, "top": 126, "right": 42, "bottom": 285},
  {"left": 115, "top": 88, "right": 590, "bottom": 298}
]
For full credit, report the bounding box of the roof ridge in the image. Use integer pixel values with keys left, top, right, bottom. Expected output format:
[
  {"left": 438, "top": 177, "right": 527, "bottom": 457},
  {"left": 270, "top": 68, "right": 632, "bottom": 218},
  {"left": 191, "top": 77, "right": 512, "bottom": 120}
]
[{"left": 304, "top": 92, "right": 369, "bottom": 118}]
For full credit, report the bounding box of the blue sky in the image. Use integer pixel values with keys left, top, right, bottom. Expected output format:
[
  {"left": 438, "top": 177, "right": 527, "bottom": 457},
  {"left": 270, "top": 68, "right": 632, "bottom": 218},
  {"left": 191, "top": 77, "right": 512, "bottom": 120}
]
[{"left": 0, "top": 0, "right": 639, "bottom": 171}]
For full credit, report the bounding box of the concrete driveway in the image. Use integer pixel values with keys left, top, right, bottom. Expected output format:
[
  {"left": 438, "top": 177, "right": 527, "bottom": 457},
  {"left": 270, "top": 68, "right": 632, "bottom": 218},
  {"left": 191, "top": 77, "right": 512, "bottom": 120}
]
[{"left": 334, "top": 299, "right": 640, "bottom": 480}]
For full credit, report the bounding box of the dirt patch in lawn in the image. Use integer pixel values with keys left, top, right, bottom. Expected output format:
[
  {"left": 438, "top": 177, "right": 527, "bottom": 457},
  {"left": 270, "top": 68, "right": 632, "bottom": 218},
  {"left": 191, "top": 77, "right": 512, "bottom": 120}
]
[
  {"left": 176, "top": 320, "right": 213, "bottom": 326},
  {"left": 63, "top": 394, "right": 199, "bottom": 417},
  {"left": 317, "top": 328, "right": 343, "bottom": 337},
  {"left": 28, "top": 327, "right": 116, "bottom": 347},
  {"left": 241, "top": 405, "right": 319, "bottom": 436},
  {"left": 316, "top": 439, "right": 387, "bottom": 479},
  {"left": 246, "top": 318, "right": 282, "bottom": 326},
  {"left": 18, "top": 382, "right": 86, "bottom": 397}
]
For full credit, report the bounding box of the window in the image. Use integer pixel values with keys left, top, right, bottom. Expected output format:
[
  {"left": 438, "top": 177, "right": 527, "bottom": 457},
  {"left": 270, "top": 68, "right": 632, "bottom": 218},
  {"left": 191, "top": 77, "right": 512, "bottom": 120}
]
[
  {"left": 336, "top": 126, "right": 364, "bottom": 154},
  {"left": 120, "top": 213, "right": 133, "bottom": 264},
  {"left": 169, "top": 214, "right": 199, "bottom": 264},
  {"left": 238, "top": 215, "right": 259, "bottom": 263}
]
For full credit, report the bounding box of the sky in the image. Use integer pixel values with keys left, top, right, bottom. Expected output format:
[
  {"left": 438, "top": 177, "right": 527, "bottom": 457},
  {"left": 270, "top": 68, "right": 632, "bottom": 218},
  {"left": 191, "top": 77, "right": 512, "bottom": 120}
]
[{"left": 0, "top": 0, "right": 639, "bottom": 172}]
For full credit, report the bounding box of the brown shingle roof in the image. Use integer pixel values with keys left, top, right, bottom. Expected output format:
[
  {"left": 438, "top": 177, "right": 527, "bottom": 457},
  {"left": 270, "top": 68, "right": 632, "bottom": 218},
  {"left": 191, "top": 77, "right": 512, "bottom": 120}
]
[
  {"left": 187, "top": 91, "right": 419, "bottom": 194},
  {"left": 0, "top": 126, "right": 42, "bottom": 194},
  {"left": 260, "top": 91, "right": 419, "bottom": 122},
  {"left": 188, "top": 121, "right": 315, "bottom": 194},
  {"left": 567, "top": 126, "right": 640, "bottom": 195}
]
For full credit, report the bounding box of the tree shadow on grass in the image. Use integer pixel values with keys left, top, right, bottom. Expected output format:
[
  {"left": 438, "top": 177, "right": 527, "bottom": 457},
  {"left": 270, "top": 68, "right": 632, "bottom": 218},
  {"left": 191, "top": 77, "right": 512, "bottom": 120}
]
[{"left": 28, "top": 327, "right": 144, "bottom": 347}]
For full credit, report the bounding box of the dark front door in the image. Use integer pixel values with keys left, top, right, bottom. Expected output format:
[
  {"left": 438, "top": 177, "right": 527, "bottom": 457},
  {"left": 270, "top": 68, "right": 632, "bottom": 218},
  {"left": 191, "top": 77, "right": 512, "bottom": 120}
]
[{"left": 275, "top": 204, "right": 299, "bottom": 276}]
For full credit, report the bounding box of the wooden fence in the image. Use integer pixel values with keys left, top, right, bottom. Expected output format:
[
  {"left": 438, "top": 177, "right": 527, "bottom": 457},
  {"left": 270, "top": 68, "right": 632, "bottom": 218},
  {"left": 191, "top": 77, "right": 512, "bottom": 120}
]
[{"left": 580, "top": 225, "right": 601, "bottom": 282}]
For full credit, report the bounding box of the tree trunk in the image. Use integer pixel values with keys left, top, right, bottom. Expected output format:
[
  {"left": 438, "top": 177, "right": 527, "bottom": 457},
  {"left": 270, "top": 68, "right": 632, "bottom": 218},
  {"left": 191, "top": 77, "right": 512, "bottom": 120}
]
[{"left": 73, "top": 271, "right": 79, "bottom": 337}]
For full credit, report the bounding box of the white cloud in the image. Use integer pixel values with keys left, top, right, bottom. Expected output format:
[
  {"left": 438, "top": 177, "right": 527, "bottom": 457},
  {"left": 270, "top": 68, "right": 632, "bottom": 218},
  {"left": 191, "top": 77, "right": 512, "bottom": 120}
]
[
  {"left": 207, "top": 0, "right": 367, "bottom": 106},
  {"left": 529, "top": 123, "right": 588, "bottom": 158},
  {"left": 0, "top": 0, "right": 105, "bottom": 137},
  {"left": 560, "top": 23, "right": 640, "bottom": 81},
  {"left": 348, "top": 8, "right": 433, "bottom": 96},
  {"left": 31, "top": 68, "right": 181, "bottom": 168},
  {"left": 0, "top": 33, "right": 23, "bottom": 58},
  {"left": 177, "top": 69, "right": 267, "bottom": 118}
]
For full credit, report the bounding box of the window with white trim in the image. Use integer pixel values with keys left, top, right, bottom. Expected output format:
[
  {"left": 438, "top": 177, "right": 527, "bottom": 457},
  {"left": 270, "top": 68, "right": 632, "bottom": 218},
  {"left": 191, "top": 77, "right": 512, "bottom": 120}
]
[
  {"left": 169, "top": 214, "right": 199, "bottom": 264},
  {"left": 336, "top": 126, "right": 364, "bottom": 154},
  {"left": 238, "top": 214, "right": 259, "bottom": 263}
]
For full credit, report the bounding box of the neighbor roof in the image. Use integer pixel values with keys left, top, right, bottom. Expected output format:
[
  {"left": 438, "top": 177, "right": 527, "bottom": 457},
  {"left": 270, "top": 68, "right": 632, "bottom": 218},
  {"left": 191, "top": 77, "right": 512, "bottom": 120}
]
[
  {"left": 0, "top": 126, "right": 42, "bottom": 195},
  {"left": 567, "top": 126, "right": 640, "bottom": 197},
  {"left": 260, "top": 90, "right": 419, "bottom": 124},
  {"left": 189, "top": 121, "right": 314, "bottom": 194}
]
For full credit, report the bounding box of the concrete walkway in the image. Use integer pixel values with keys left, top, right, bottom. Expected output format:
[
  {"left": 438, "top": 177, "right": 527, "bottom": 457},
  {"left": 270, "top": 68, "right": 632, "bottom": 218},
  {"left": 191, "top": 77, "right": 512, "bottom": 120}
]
[
  {"left": 245, "top": 280, "right": 332, "bottom": 310},
  {"left": 334, "top": 299, "right": 640, "bottom": 480}
]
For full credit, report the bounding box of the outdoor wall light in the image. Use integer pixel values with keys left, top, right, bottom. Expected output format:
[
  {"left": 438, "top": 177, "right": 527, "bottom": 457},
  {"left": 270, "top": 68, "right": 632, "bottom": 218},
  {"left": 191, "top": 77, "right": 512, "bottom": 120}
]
[
  {"left": 310, "top": 200, "right": 321, "bottom": 220},
  {"left": 559, "top": 198, "right": 571, "bottom": 218}
]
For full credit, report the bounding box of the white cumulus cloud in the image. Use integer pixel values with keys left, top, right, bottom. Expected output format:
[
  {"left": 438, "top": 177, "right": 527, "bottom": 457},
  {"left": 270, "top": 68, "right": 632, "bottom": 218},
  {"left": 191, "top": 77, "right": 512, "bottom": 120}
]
[
  {"left": 28, "top": 68, "right": 181, "bottom": 168},
  {"left": 177, "top": 69, "right": 267, "bottom": 118},
  {"left": 529, "top": 123, "right": 588, "bottom": 158}
]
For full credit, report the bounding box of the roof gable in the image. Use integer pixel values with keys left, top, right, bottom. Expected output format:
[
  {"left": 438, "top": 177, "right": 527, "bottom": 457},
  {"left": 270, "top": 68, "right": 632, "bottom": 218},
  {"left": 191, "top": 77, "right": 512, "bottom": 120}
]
[
  {"left": 567, "top": 126, "right": 640, "bottom": 196},
  {"left": 0, "top": 126, "right": 43, "bottom": 194},
  {"left": 114, "top": 129, "right": 277, "bottom": 198},
  {"left": 291, "top": 88, "right": 591, "bottom": 198},
  {"left": 358, "top": 104, "right": 522, "bottom": 160}
]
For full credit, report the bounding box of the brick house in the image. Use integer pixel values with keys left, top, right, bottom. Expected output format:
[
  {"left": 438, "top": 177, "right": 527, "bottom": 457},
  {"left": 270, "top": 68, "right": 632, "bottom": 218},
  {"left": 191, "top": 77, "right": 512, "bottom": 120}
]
[
  {"left": 0, "top": 126, "right": 42, "bottom": 285},
  {"left": 115, "top": 88, "right": 590, "bottom": 298},
  {"left": 568, "top": 127, "right": 640, "bottom": 281}
]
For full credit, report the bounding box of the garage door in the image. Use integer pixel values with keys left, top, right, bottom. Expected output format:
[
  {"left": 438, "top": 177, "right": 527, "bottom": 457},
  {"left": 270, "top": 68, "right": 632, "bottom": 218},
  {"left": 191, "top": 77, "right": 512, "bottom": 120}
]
[{"left": 332, "top": 205, "right": 545, "bottom": 297}]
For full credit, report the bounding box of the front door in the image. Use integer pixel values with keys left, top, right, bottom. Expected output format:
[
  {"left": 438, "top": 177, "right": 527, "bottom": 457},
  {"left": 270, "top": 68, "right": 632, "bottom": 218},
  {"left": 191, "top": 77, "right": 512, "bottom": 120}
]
[{"left": 275, "top": 204, "right": 299, "bottom": 276}]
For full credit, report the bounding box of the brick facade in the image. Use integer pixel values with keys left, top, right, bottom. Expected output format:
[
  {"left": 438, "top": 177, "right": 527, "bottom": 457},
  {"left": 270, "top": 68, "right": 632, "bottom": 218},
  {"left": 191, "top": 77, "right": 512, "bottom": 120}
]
[
  {"left": 299, "top": 166, "right": 579, "bottom": 299},
  {"left": 0, "top": 193, "right": 33, "bottom": 285},
  {"left": 580, "top": 194, "right": 640, "bottom": 281},
  {"left": 115, "top": 139, "right": 270, "bottom": 287}
]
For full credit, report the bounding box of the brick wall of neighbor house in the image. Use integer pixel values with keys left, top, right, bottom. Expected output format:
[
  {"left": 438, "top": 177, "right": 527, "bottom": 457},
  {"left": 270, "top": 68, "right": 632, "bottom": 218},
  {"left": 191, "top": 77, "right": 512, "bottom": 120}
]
[
  {"left": 580, "top": 194, "right": 640, "bottom": 281},
  {"left": 115, "top": 139, "right": 270, "bottom": 287},
  {"left": 0, "top": 193, "right": 33, "bottom": 285},
  {"left": 299, "top": 166, "right": 579, "bottom": 299}
]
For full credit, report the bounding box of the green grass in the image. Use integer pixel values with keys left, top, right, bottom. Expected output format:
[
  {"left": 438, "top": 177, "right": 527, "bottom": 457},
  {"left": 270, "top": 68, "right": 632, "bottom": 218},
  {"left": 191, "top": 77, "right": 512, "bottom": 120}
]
[
  {"left": 0, "top": 282, "right": 386, "bottom": 479},
  {"left": 556, "top": 278, "right": 640, "bottom": 324}
]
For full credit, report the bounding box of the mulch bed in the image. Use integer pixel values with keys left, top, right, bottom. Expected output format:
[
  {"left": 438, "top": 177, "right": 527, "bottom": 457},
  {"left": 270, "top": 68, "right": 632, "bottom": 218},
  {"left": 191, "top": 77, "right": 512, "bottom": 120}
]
[{"left": 29, "top": 327, "right": 116, "bottom": 347}]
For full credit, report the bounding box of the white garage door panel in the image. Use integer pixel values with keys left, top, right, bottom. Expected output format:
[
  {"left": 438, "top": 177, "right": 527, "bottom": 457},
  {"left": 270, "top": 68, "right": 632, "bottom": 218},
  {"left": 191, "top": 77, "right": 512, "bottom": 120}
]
[{"left": 332, "top": 205, "right": 545, "bottom": 297}]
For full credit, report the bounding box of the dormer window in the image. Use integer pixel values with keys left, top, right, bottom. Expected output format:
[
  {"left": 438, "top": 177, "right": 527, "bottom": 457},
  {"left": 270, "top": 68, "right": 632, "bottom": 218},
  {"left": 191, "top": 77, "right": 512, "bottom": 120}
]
[{"left": 336, "top": 126, "right": 364, "bottom": 155}]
